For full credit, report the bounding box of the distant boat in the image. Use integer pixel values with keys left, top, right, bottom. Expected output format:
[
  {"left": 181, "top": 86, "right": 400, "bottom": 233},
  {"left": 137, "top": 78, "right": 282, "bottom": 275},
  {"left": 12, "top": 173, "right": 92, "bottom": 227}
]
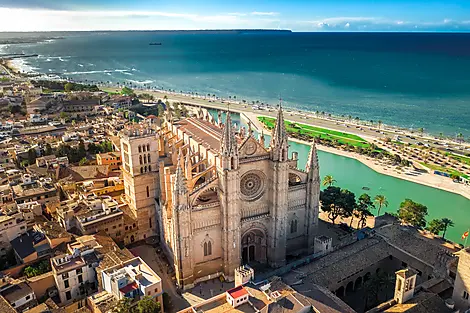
[
  {"left": 362, "top": 186, "right": 370, "bottom": 190},
  {"left": 149, "top": 43, "right": 162, "bottom": 46}
]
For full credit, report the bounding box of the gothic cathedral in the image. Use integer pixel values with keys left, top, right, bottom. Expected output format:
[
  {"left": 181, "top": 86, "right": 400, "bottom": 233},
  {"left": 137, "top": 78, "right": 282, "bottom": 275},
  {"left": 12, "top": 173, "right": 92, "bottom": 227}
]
[{"left": 120, "top": 106, "right": 320, "bottom": 290}]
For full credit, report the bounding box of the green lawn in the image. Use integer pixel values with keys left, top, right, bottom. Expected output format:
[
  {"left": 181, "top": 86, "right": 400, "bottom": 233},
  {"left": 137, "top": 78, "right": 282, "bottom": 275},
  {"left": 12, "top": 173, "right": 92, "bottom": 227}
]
[
  {"left": 420, "top": 162, "right": 469, "bottom": 179},
  {"left": 448, "top": 153, "right": 470, "bottom": 166},
  {"left": 258, "top": 116, "right": 370, "bottom": 148}
]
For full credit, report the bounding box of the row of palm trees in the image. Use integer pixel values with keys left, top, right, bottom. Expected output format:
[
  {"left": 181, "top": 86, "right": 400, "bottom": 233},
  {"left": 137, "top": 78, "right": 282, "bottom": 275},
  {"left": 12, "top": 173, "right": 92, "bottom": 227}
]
[{"left": 322, "top": 175, "right": 389, "bottom": 216}]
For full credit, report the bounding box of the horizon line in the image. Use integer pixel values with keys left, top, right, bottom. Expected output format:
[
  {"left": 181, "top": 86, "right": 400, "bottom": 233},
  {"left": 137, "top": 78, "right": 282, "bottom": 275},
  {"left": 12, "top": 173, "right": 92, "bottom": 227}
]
[{"left": 1, "top": 29, "right": 470, "bottom": 33}]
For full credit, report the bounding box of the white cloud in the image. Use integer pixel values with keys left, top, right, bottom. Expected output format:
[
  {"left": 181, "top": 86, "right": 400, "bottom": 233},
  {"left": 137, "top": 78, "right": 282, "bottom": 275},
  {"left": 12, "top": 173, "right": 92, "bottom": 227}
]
[
  {"left": 250, "top": 12, "right": 279, "bottom": 16},
  {"left": 0, "top": 8, "right": 284, "bottom": 31},
  {"left": 344, "top": 23, "right": 350, "bottom": 28}
]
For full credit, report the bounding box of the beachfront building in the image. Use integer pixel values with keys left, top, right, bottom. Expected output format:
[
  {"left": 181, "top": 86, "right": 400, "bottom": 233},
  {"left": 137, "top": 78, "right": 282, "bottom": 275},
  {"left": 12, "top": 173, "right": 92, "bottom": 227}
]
[{"left": 120, "top": 105, "right": 320, "bottom": 289}]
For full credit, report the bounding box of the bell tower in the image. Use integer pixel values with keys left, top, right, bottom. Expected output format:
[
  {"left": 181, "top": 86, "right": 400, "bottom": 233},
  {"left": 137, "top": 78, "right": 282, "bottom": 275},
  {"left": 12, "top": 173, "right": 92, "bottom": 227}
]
[
  {"left": 120, "top": 127, "right": 160, "bottom": 243},
  {"left": 218, "top": 111, "right": 241, "bottom": 280},
  {"left": 269, "top": 104, "right": 289, "bottom": 267}
]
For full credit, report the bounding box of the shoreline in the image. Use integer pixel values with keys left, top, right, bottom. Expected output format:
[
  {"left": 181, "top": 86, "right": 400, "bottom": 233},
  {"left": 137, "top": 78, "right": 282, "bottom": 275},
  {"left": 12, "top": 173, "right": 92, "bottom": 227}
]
[
  {"left": 242, "top": 111, "right": 470, "bottom": 200},
  {"left": 2, "top": 66, "right": 470, "bottom": 198}
]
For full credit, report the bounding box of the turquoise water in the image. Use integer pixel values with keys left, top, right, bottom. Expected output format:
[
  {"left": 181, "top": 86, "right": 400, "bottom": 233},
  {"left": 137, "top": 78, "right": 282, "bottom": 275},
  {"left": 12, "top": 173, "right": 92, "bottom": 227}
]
[
  {"left": 212, "top": 107, "right": 470, "bottom": 243},
  {"left": 289, "top": 139, "right": 470, "bottom": 244},
  {"left": 2, "top": 31, "right": 470, "bottom": 136}
]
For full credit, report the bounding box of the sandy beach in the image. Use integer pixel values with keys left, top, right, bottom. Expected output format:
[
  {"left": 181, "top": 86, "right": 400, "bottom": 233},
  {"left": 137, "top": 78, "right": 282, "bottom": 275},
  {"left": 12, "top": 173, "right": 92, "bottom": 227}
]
[
  {"left": 246, "top": 112, "right": 470, "bottom": 199},
  {"left": 100, "top": 86, "right": 470, "bottom": 199}
]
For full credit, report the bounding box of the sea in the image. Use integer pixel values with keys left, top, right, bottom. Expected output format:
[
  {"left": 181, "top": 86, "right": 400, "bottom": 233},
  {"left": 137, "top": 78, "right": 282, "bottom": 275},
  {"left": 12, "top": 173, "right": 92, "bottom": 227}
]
[{"left": 1, "top": 31, "right": 470, "bottom": 137}]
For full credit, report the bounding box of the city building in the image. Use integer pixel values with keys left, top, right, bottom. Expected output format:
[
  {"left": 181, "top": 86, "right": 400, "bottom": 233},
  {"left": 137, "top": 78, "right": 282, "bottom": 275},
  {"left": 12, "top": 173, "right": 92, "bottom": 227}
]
[
  {"left": 96, "top": 152, "right": 122, "bottom": 171},
  {"left": 63, "top": 98, "right": 100, "bottom": 118},
  {"left": 0, "top": 212, "right": 27, "bottom": 256},
  {"left": 56, "top": 196, "right": 124, "bottom": 240},
  {"left": 51, "top": 248, "right": 98, "bottom": 305},
  {"left": 101, "top": 257, "right": 163, "bottom": 307},
  {"left": 453, "top": 247, "right": 470, "bottom": 310},
  {"left": 136, "top": 106, "right": 320, "bottom": 289},
  {"left": 11, "top": 175, "right": 58, "bottom": 205},
  {"left": 35, "top": 155, "right": 69, "bottom": 168},
  {"left": 0, "top": 282, "right": 37, "bottom": 312}
]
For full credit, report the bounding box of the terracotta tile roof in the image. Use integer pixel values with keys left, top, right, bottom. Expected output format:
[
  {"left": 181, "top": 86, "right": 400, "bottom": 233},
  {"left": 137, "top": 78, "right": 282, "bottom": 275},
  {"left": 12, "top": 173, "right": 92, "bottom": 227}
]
[
  {"left": 0, "top": 296, "right": 16, "bottom": 313},
  {"left": 227, "top": 286, "right": 248, "bottom": 299},
  {"left": 119, "top": 281, "right": 138, "bottom": 294}
]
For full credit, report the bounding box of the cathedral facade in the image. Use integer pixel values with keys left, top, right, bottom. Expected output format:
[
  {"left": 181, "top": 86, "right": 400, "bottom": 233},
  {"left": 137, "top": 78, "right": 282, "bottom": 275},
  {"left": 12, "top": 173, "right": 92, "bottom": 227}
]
[{"left": 121, "top": 106, "right": 320, "bottom": 290}]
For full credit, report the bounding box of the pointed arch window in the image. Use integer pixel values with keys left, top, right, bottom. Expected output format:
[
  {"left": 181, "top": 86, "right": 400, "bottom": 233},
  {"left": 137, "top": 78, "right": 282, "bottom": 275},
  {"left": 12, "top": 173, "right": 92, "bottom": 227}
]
[
  {"left": 146, "top": 186, "right": 150, "bottom": 198},
  {"left": 147, "top": 144, "right": 150, "bottom": 151},
  {"left": 148, "top": 165, "right": 152, "bottom": 171},
  {"left": 148, "top": 153, "right": 151, "bottom": 163},
  {"left": 139, "top": 155, "right": 143, "bottom": 165},
  {"left": 138, "top": 145, "right": 142, "bottom": 153},
  {"left": 290, "top": 219, "right": 298, "bottom": 234},
  {"left": 203, "top": 235, "right": 213, "bottom": 256},
  {"left": 143, "top": 155, "right": 147, "bottom": 163},
  {"left": 140, "top": 167, "right": 143, "bottom": 174},
  {"left": 204, "top": 241, "right": 212, "bottom": 256}
]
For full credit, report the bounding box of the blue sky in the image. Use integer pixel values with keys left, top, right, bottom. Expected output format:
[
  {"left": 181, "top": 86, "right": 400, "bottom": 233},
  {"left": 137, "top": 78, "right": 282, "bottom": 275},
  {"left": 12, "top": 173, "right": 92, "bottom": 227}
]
[{"left": 1, "top": 0, "right": 470, "bottom": 31}]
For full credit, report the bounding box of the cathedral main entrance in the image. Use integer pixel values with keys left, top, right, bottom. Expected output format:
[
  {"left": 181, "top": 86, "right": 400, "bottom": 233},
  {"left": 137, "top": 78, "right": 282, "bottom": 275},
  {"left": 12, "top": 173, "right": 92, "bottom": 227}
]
[{"left": 241, "top": 229, "right": 267, "bottom": 264}]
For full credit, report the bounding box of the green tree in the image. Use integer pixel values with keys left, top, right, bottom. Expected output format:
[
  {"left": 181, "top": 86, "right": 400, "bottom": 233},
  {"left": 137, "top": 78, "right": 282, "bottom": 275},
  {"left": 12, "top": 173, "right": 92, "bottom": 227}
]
[
  {"left": 137, "top": 296, "right": 161, "bottom": 313},
  {"left": 121, "top": 87, "right": 135, "bottom": 97},
  {"left": 157, "top": 103, "right": 164, "bottom": 117},
  {"left": 44, "top": 143, "right": 53, "bottom": 156},
  {"left": 64, "top": 82, "right": 73, "bottom": 92},
  {"left": 27, "top": 148, "right": 37, "bottom": 165},
  {"left": 356, "top": 193, "right": 374, "bottom": 228},
  {"left": 426, "top": 219, "right": 444, "bottom": 235},
  {"left": 24, "top": 266, "right": 38, "bottom": 278},
  {"left": 99, "top": 141, "right": 113, "bottom": 153},
  {"left": 398, "top": 199, "right": 428, "bottom": 228},
  {"left": 78, "top": 140, "right": 86, "bottom": 159},
  {"left": 320, "top": 186, "right": 356, "bottom": 224},
  {"left": 373, "top": 195, "right": 388, "bottom": 216},
  {"left": 441, "top": 218, "right": 454, "bottom": 239},
  {"left": 79, "top": 157, "right": 88, "bottom": 166},
  {"left": 322, "top": 175, "right": 336, "bottom": 187},
  {"left": 113, "top": 297, "right": 134, "bottom": 313},
  {"left": 59, "top": 111, "right": 68, "bottom": 121}
]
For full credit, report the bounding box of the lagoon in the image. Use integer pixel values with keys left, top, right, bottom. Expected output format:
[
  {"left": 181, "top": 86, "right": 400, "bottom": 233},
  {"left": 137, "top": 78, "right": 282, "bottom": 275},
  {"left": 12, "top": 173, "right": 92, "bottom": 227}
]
[{"left": 215, "top": 109, "right": 470, "bottom": 243}]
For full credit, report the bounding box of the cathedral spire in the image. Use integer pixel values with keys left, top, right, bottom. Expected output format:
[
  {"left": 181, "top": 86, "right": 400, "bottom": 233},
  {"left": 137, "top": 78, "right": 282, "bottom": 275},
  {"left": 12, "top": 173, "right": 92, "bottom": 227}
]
[
  {"left": 306, "top": 140, "right": 320, "bottom": 182},
  {"left": 220, "top": 111, "right": 238, "bottom": 157},
  {"left": 270, "top": 103, "right": 288, "bottom": 161},
  {"left": 174, "top": 150, "right": 188, "bottom": 196},
  {"left": 259, "top": 129, "right": 265, "bottom": 146},
  {"left": 185, "top": 149, "right": 193, "bottom": 180}
]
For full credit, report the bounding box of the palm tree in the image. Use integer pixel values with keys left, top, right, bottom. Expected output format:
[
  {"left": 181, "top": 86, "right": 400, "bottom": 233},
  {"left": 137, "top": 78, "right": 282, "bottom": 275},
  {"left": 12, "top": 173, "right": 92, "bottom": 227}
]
[
  {"left": 374, "top": 195, "right": 388, "bottom": 216},
  {"left": 322, "top": 175, "right": 336, "bottom": 187},
  {"left": 441, "top": 218, "right": 454, "bottom": 239}
]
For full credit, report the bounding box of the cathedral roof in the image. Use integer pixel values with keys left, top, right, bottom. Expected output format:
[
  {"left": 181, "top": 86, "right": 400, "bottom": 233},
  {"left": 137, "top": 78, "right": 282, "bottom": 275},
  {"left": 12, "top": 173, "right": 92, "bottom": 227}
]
[{"left": 174, "top": 117, "right": 241, "bottom": 153}]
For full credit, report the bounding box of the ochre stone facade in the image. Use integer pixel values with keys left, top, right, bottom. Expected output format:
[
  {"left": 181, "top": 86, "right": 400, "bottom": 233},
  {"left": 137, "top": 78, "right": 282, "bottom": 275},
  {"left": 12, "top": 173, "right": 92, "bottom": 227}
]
[{"left": 120, "top": 106, "right": 320, "bottom": 289}]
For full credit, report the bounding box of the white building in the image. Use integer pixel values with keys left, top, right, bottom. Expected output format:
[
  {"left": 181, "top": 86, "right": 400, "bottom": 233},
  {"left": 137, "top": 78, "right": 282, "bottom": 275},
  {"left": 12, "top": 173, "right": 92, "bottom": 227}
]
[
  {"left": 51, "top": 248, "right": 98, "bottom": 304},
  {"left": 0, "top": 282, "right": 37, "bottom": 312},
  {"left": 101, "top": 257, "right": 163, "bottom": 308},
  {"left": 0, "top": 212, "right": 27, "bottom": 256}
]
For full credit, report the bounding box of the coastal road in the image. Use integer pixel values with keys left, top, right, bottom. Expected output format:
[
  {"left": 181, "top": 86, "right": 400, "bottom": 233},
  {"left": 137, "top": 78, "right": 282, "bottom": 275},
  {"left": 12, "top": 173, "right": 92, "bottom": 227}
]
[{"left": 104, "top": 87, "right": 469, "bottom": 153}]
